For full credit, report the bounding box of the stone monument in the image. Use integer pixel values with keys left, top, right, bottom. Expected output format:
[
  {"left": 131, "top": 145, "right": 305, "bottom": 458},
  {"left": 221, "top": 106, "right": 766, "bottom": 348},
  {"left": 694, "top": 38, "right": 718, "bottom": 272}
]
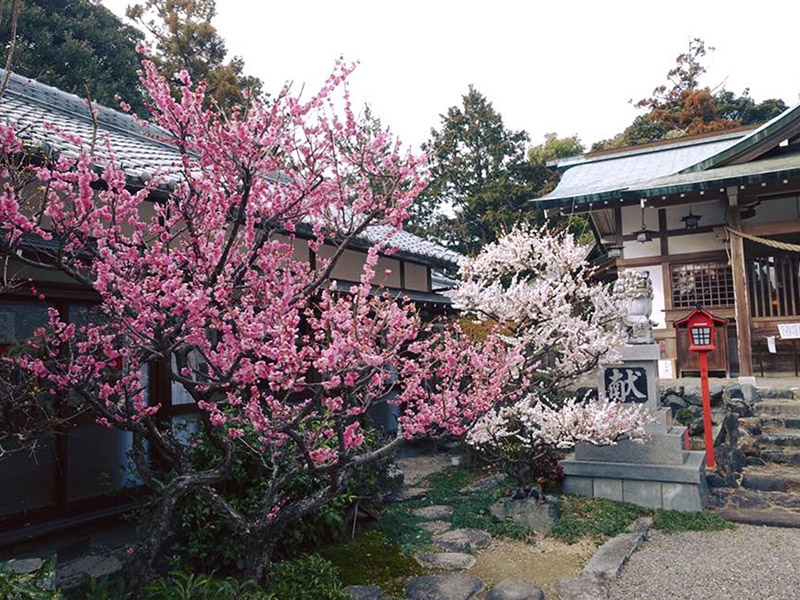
[{"left": 560, "top": 271, "right": 707, "bottom": 512}]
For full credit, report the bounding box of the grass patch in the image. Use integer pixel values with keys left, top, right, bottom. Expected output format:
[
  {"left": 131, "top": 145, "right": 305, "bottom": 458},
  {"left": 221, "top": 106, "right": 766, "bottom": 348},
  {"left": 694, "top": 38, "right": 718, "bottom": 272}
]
[
  {"left": 550, "top": 495, "right": 649, "bottom": 544},
  {"left": 319, "top": 531, "right": 423, "bottom": 599},
  {"left": 551, "top": 494, "right": 737, "bottom": 544},
  {"left": 376, "top": 465, "right": 527, "bottom": 554},
  {"left": 652, "top": 510, "right": 735, "bottom": 533}
]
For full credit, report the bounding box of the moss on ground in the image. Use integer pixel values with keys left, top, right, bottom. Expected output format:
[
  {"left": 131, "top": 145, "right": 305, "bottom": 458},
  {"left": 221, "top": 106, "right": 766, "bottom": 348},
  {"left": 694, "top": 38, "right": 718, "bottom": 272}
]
[{"left": 318, "top": 531, "right": 423, "bottom": 599}]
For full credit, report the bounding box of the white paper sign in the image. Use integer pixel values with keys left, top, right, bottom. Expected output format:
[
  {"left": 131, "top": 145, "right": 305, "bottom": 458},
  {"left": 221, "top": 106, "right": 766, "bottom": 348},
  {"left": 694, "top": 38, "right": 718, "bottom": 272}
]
[
  {"left": 767, "top": 336, "right": 777, "bottom": 354},
  {"left": 778, "top": 323, "right": 800, "bottom": 339},
  {"left": 658, "top": 359, "right": 675, "bottom": 379}
]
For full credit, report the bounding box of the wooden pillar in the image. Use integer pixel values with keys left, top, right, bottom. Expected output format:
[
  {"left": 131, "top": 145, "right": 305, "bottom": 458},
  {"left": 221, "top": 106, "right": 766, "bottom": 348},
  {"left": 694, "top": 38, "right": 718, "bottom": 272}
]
[{"left": 728, "top": 186, "right": 754, "bottom": 377}]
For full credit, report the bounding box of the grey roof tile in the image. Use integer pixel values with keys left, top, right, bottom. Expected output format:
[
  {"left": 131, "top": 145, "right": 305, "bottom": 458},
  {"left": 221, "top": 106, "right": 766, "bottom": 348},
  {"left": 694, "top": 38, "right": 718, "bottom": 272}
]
[{"left": 0, "top": 69, "right": 463, "bottom": 269}]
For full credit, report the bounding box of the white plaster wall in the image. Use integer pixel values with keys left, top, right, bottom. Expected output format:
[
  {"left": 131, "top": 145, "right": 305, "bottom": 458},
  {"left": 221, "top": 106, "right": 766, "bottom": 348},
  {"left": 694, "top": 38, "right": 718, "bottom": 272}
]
[
  {"left": 747, "top": 195, "right": 800, "bottom": 223},
  {"left": 622, "top": 264, "right": 666, "bottom": 329},
  {"left": 664, "top": 198, "right": 725, "bottom": 229},
  {"left": 622, "top": 204, "right": 658, "bottom": 232},
  {"left": 668, "top": 232, "right": 725, "bottom": 255},
  {"left": 405, "top": 262, "right": 429, "bottom": 291},
  {"left": 317, "top": 246, "right": 401, "bottom": 287},
  {"left": 623, "top": 239, "right": 661, "bottom": 259}
]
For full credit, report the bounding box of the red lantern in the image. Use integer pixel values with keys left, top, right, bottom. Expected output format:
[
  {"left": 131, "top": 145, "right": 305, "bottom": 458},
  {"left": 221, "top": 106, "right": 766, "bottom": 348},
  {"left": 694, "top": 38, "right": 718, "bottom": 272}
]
[{"left": 674, "top": 307, "right": 727, "bottom": 469}]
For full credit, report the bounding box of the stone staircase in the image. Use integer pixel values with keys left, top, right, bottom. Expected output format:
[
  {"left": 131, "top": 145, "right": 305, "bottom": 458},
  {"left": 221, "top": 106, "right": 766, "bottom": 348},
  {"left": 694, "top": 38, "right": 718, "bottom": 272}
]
[{"left": 710, "top": 391, "right": 800, "bottom": 526}]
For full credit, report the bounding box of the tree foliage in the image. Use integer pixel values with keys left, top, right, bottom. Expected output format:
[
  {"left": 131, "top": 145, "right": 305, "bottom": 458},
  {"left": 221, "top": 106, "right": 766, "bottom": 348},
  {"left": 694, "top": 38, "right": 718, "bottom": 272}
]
[
  {"left": 0, "top": 0, "right": 147, "bottom": 114},
  {"left": 528, "top": 132, "right": 584, "bottom": 166},
  {"left": 126, "top": 0, "right": 262, "bottom": 110},
  {"left": 408, "top": 86, "right": 551, "bottom": 255},
  {"left": 593, "top": 38, "right": 787, "bottom": 151},
  {"left": 1, "top": 59, "right": 514, "bottom": 596}
]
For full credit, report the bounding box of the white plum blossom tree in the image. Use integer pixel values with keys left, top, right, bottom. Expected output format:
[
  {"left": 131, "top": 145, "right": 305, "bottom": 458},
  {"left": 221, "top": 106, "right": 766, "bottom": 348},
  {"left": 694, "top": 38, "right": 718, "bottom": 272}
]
[{"left": 453, "top": 226, "right": 652, "bottom": 485}]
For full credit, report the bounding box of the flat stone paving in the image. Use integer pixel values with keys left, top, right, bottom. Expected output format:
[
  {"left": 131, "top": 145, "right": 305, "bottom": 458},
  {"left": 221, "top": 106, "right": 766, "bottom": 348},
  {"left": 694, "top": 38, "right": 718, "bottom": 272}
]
[{"left": 609, "top": 525, "right": 800, "bottom": 600}]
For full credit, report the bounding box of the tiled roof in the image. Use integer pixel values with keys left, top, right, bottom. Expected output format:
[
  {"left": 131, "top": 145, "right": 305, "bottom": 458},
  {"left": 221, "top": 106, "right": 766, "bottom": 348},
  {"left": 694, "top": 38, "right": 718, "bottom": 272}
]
[
  {"left": 536, "top": 100, "right": 800, "bottom": 208},
  {"left": 537, "top": 130, "right": 746, "bottom": 205},
  {"left": 0, "top": 69, "right": 463, "bottom": 269}
]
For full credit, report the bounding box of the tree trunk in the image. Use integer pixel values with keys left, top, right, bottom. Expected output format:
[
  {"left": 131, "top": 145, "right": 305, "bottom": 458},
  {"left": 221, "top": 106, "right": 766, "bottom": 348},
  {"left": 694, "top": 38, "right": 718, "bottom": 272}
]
[{"left": 121, "top": 490, "right": 180, "bottom": 599}]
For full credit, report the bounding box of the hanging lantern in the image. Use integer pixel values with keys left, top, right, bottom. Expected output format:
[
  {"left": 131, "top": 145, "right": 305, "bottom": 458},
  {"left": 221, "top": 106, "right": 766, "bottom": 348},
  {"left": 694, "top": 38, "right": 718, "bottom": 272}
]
[{"left": 681, "top": 206, "right": 702, "bottom": 230}]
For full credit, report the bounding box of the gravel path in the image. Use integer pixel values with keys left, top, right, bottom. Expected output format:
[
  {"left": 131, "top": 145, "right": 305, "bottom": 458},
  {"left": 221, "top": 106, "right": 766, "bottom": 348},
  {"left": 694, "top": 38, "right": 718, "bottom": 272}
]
[{"left": 610, "top": 525, "right": 800, "bottom": 600}]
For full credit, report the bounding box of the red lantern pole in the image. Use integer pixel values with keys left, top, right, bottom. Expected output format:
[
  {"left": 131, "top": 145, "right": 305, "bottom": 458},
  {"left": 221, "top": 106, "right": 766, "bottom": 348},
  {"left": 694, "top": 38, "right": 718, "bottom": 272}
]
[{"left": 698, "top": 350, "right": 716, "bottom": 469}]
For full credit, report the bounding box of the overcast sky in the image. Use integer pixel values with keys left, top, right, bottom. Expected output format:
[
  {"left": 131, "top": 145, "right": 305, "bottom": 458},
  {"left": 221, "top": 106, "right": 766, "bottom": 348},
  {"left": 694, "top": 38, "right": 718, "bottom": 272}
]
[{"left": 102, "top": 0, "right": 800, "bottom": 152}]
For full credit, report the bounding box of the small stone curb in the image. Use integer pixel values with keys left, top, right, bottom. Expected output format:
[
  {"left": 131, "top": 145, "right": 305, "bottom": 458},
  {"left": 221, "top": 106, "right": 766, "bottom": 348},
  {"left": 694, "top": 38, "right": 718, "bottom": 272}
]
[{"left": 583, "top": 517, "right": 651, "bottom": 581}]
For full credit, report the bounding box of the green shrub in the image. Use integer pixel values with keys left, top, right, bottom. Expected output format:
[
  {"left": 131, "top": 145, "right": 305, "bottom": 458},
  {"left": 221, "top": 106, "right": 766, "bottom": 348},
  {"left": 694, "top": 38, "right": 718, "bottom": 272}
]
[
  {"left": 145, "top": 571, "right": 271, "bottom": 600},
  {"left": 170, "top": 425, "right": 384, "bottom": 573},
  {"left": 675, "top": 408, "right": 694, "bottom": 426},
  {"left": 264, "top": 554, "right": 349, "bottom": 600},
  {"left": 0, "top": 559, "right": 60, "bottom": 600}
]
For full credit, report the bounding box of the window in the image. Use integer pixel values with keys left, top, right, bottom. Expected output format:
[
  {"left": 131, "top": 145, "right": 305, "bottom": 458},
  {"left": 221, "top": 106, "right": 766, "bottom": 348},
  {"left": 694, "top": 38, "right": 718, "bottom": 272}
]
[{"left": 671, "top": 262, "right": 734, "bottom": 309}]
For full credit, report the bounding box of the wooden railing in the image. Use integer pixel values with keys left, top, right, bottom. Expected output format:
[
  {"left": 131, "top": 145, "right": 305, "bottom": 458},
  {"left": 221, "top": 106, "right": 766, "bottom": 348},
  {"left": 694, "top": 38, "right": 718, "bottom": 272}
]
[{"left": 748, "top": 255, "right": 800, "bottom": 318}]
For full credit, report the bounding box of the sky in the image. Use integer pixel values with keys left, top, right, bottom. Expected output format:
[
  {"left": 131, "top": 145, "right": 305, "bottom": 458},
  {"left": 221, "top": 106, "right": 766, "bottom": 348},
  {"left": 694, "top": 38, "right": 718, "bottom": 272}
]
[{"left": 102, "top": 0, "right": 800, "bottom": 153}]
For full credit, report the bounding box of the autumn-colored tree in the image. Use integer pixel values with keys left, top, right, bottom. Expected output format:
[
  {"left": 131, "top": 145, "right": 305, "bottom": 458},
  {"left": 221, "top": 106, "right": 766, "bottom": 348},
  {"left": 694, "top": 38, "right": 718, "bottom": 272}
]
[
  {"left": 126, "top": 0, "right": 261, "bottom": 110},
  {"left": 593, "top": 39, "right": 787, "bottom": 151}
]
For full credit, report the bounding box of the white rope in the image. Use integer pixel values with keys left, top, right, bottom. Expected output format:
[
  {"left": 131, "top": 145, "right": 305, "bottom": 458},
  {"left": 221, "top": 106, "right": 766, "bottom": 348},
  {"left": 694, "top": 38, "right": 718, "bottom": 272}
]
[{"left": 725, "top": 227, "right": 800, "bottom": 254}]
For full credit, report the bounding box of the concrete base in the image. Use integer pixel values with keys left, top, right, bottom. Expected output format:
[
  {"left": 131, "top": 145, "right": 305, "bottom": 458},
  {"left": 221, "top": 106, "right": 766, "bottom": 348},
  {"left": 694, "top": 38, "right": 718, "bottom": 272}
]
[{"left": 561, "top": 451, "right": 707, "bottom": 512}]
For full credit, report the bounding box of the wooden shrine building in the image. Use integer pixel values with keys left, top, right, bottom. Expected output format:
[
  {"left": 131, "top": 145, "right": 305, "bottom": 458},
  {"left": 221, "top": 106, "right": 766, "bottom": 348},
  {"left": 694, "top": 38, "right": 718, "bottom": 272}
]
[{"left": 536, "top": 102, "right": 800, "bottom": 379}]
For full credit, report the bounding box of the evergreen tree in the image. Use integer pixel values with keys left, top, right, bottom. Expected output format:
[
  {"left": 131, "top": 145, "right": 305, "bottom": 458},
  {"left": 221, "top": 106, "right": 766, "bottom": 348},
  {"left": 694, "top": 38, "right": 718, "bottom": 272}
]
[
  {"left": 126, "top": 0, "right": 262, "bottom": 110},
  {"left": 0, "top": 0, "right": 146, "bottom": 114},
  {"left": 409, "top": 86, "right": 549, "bottom": 254}
]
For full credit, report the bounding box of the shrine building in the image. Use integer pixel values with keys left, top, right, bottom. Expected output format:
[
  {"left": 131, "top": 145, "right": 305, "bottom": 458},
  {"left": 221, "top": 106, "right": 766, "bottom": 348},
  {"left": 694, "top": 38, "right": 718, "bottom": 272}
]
[{"left": 535, "top": 102, "right": 800, "bottom": 380}]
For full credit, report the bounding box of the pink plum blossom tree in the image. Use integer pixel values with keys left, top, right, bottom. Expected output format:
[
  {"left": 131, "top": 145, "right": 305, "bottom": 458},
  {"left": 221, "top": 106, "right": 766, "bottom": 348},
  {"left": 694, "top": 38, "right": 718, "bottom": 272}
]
[
  {"left": 453, "top": 226, "right": 652, "bottom": 486},
  {"left": 0, "top": 58, "right": 517, "bottom": 591}
]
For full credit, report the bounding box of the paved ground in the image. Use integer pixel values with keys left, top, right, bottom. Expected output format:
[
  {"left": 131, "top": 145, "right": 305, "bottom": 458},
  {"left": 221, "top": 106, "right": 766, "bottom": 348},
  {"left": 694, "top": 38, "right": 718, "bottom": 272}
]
[{"left": 609, "top": 525, "right": 800, "bottom": 600}]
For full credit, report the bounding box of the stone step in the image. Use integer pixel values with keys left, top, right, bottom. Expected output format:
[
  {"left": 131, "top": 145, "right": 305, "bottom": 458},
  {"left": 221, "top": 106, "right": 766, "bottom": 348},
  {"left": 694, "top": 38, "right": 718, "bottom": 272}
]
[
  {"left": 712, "top": 507, "right": 800, "bottom": 528},
  {"left": 758, "top": 431, "right": 800, "bottom": 448},
  {"left": 740, "top": 416, "right": 800, "bottom": 435},
  {"left": 754, "top": 401, "right": 800, "bottom": 417},
  {"left": 743, "top": 465, "right": 800, "bottom": 493},
  {"left": 759, "top": 449, "right": 800, "bottom": 466}
]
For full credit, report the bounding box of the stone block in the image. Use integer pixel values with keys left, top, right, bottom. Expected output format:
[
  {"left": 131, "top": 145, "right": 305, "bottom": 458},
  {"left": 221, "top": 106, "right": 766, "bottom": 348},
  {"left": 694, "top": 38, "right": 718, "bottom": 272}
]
[
  {"left": 574, "top": 429, "right": 686, "bottom": 464},
  {"left": 662, "top": 482, "right": 704, "bottom": 512},
  {"left": 622, "top": 480, "right": 662, "bottom": 509},
  {"left": 486, "top": 579, "right": 544, "bottom": 600},
  {"left": 584, "top": 531, "right": 646, "bottom": 580},
  {"left": 593, "top": 478, "right": 622, "bottom": 502},
  {"left": 416, "top": 553, "right": 476, "bottom": 570},
  {"left": 405, "top": 573, "right": 484, "bottom": 600},
  {"left": 489, "top": 498, "right": 560, "bottom": 534},
  {"left": 561, "top": 452, "right": 706, "bottom": 485},
  {"left": 344, "top": 585, "right": 383, "bottom": 600},
  {"left": 561, "top": 476, "right": 593, "bottom": 497},
  {"left": 434, "top": 528, "right": 492, "bottom": 552},
  {"left": 554, "top": 576, "right": 608, "bottom": 600}
]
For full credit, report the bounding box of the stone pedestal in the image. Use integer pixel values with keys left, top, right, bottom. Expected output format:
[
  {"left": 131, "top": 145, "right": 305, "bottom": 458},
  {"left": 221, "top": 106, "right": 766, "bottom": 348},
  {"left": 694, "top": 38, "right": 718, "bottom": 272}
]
[{"left": 561, "top": 345, "right": 707, "bottom": 512}]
